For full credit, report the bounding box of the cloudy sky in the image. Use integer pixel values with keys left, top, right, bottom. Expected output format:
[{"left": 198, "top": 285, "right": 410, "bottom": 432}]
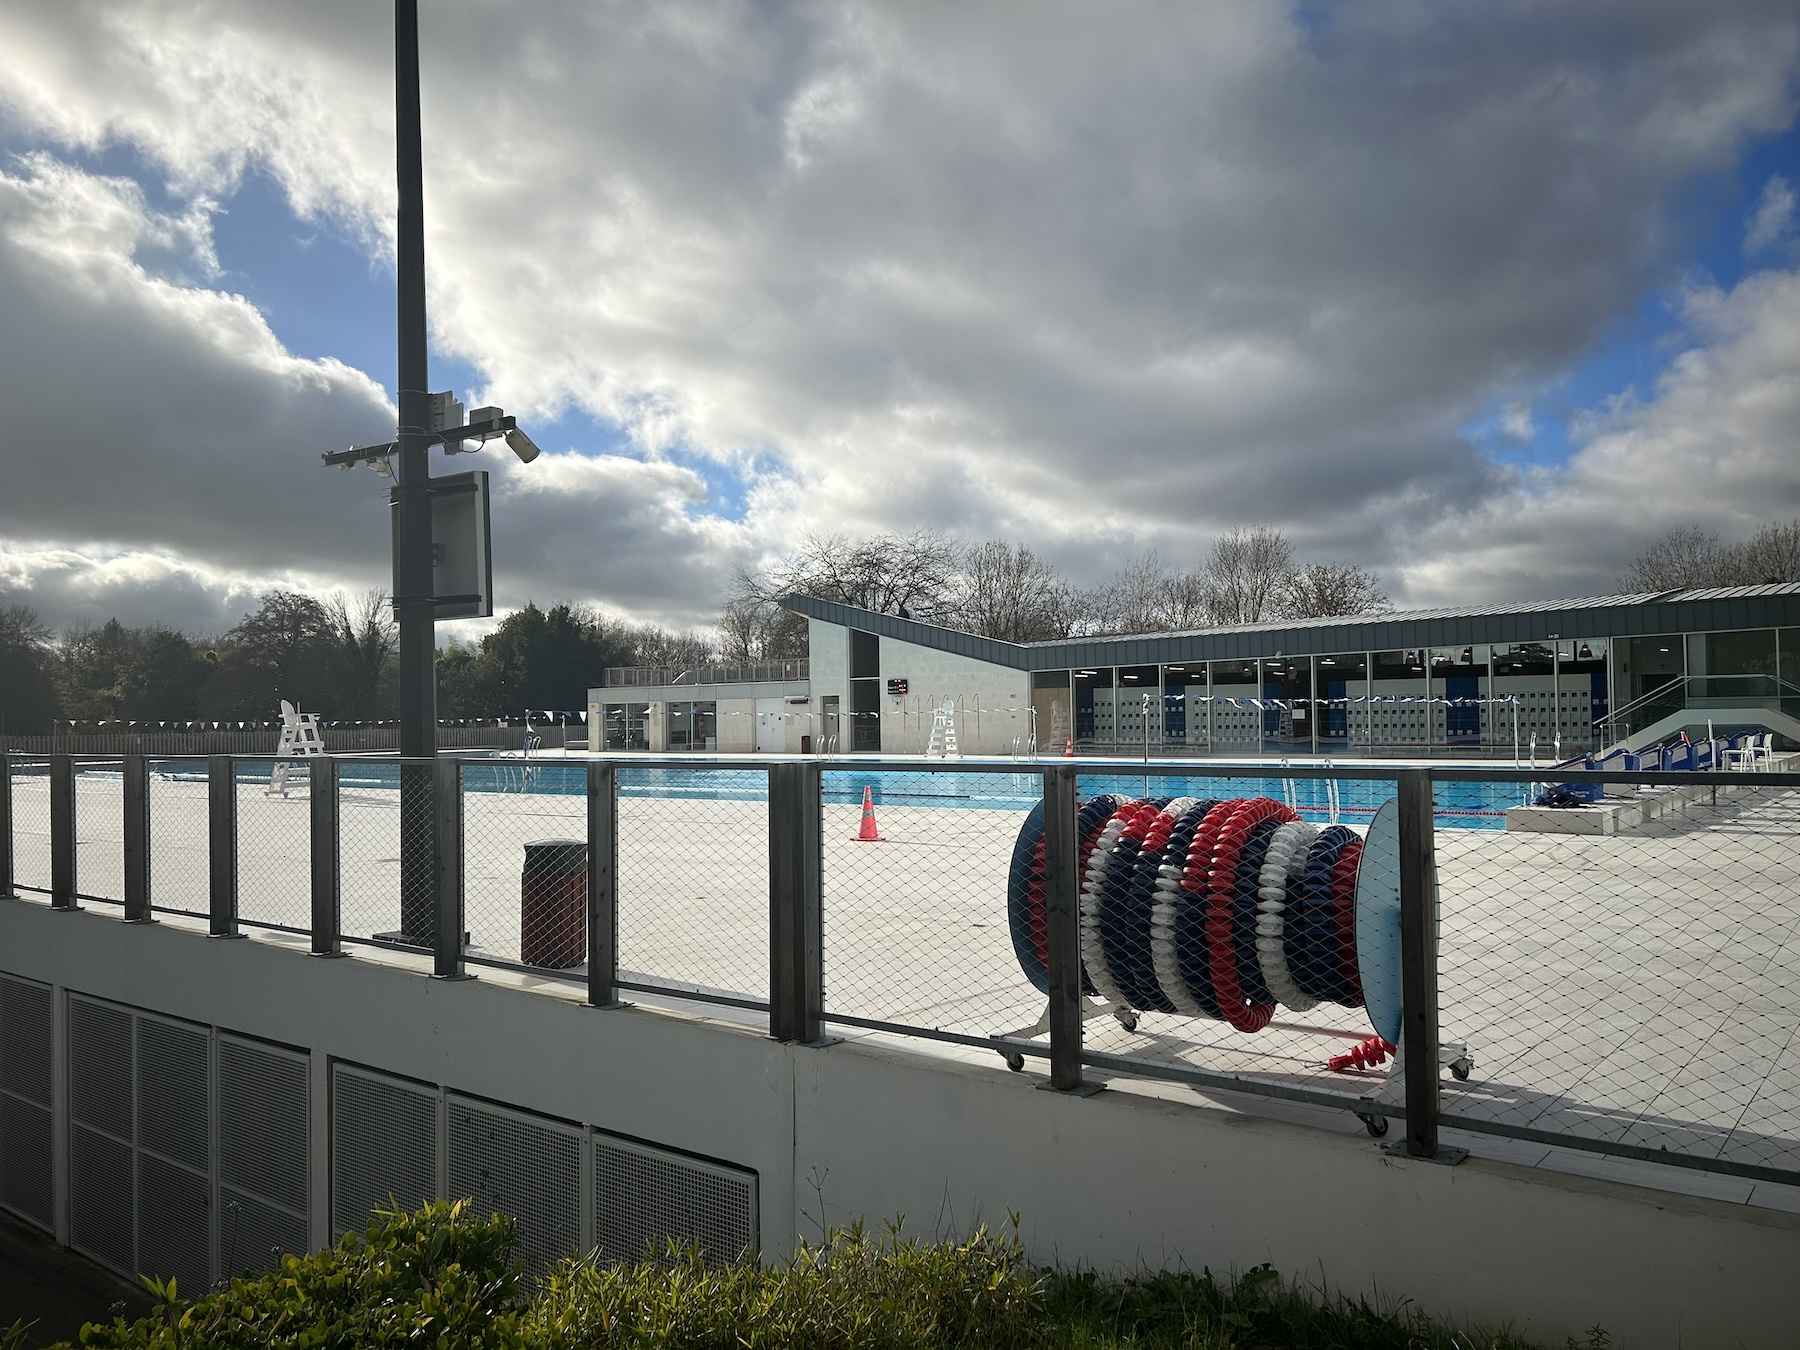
[{"left": 0, "top": 1, "right": 1796, "bottom": 640}]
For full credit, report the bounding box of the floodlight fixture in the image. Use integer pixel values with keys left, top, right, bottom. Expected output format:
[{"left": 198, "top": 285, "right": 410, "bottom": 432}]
[{"left": 504, "top": 427, "right": 542, "bottom": 463}]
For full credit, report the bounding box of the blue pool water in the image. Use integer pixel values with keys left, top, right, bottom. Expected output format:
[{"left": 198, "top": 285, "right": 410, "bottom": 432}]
[{"left": 140, "top": 760, "right": 1533, "bottom": 829}]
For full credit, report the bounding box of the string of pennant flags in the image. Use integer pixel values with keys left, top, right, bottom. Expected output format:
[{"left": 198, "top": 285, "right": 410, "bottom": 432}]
[{"left": 47, "top": 693, "right": 1555, "bottom": 733}]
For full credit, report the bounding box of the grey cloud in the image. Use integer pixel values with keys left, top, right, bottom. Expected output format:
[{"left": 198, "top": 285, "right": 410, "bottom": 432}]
[{"left": 0, "top": 0, "right": 1797, "bottom": 627}]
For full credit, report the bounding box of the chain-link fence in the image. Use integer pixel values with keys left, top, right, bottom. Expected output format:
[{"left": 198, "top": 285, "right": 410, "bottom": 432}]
[
  {"left": 462, "top": 760, "right": 587, "bottom": 970},
  {"left": 1435, "top": 768, "right": 1800, "bottom": 1179},
  {"left": 335, "top": 758, "right": 408, "bottom": 947},
  {"left": 70, "top": 760, "right": 124, "bottom": 907},
  {"left": 7, "top": 750, "right": 1796, "bottom": 1187},
  {"left": 819, "top": 767, "right": 1041, "bottom": 1052},
  {"left": 234, "top": 758, "right": 312, "bottom": 932},
  {"left": 147, "top": 758, "right": 209, "bottom": 917},
  {"left": 9, "top": 757, "right": 52, "bottom": 897},
  {"left": 615, "top": 766, "right": 769, "bottom": 1005}
]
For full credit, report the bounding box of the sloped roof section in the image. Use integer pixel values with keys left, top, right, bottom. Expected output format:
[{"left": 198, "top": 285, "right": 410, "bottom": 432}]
[{"left": 782, "top": 583, "right": 1800, "bottom": 672}]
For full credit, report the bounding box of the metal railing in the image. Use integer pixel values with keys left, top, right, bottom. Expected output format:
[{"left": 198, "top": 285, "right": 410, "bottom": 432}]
[
  {"left": 603, "top": 660, "right": 810, "bottom": 689},
  {"left": 1597, "top": 673, "right": 1800, "bottom": 747},
  {"left": 4, "top": 749, "right": 1799, "bottom": 1185}
]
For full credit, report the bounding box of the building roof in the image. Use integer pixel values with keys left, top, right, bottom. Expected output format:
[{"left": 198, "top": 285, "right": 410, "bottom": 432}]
[{"left": 781, "top": 583, "right": 1800, "bottom": 672}]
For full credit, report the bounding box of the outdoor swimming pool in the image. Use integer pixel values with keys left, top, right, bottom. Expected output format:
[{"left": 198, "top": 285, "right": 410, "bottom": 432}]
[{"left": 127, "top": 759, "right": 1533, "bottom": 828}]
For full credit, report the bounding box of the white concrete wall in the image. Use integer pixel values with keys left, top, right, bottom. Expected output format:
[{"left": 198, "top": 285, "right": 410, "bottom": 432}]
[
  {"left": 808, "top": 619, "right": 850, "bottom": 748},
  {"left": 875, "top": 635, "right": 1028, "bottom": 756},
  {"left": 4, "top": 897, "right": 1797, "bottom": 1349},
  {"left": 716, "top": 698, "right": 757, "bottom": 753}
]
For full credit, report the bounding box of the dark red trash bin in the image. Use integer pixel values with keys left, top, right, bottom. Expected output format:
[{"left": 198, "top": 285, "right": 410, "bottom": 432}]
[{"left": 521, "top": 839, "right": 587, "bottom": 968}]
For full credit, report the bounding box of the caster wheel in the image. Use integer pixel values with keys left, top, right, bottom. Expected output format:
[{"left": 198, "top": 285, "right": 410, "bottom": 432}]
[
  {"left": 1450, "top": 1062, "right": 1472, "bottom": 1082},
  {"left": 1115, "top": 1010, "right": 1140, "bottom": 1033},
  {"left": 1003, "top": 1052, "right": 1025, "bottom": 1073},
  {"left": 1357, "top": 1112, "right": 1389, "bottom": 1138}
]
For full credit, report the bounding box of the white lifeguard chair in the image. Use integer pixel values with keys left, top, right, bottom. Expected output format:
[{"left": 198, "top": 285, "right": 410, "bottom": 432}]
[
  {"left": 267, "top": 699, "right": 326, "bottom": 797},
  {"left": 925, "top": 699, "right": 961, "bottom": 760}
]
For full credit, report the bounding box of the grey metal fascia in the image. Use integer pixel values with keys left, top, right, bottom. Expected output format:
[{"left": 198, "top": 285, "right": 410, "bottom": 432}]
[{"left": 782, "top": 587, "right": 1800, "bottom": 672}]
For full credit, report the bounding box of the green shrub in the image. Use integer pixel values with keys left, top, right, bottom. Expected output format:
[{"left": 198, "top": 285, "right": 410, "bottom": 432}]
[
  {"left": 58, "top": 1203, "right": 1579, "bottom": 1350},
  {"left": 71, "top": 1200, "right": 525, "bottom": 1349},
  {"left": 524, "top": 1220, "right": 1043, "bottom": 1350}
]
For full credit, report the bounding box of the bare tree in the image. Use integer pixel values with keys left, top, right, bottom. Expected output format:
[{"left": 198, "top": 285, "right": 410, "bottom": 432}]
[
  {"left": 759, "top": 529, "right": 961, "bottom": 618},
  {"left": 1280, "top": 562, "right": 1392, "bottom": 620},
  {"left": 1619, "top": 526, "right": 1726, "bottom": 592},
  {"left": 1734, "top": 520, "right": 1800, "bottom": 584},
  {"left": 954, "top": 540, "right": 1081, "bottom": 642},
  {"left": 1202, "top": 527, "right": 1294, "bottom": 625},
  {"left": 723, "top": 528, "right": 962, "bottom": 659}
]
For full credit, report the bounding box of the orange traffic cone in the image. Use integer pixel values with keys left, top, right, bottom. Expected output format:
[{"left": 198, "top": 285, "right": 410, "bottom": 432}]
[
  {"left": 854, "top": 786, "right": 884, "bottom": 841},
  {"left": 1063, "top": 738, "right": 1075, "bottom": 757}
]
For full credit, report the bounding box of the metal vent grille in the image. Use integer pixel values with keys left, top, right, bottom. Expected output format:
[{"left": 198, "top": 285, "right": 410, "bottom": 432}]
[
  {"left": 137, "top": 1151, "right": 212, "bottom": 1294},
  {"left": 137, "top": 1017, "right": 210, "bottom": 1174},
  {"left": 332, "top": 1063, "right": 438, "bottom": 1239},
  {"left": 0, "top": 974, "right": 54, "bottom": 1229},
  {"left": 0, "top": 1094, "right": 52, "bottom": 1229},
  {"left": 594, "top": 1134, "right": 757, "bottom": 1264},
  {"left": 0, "top": 974, "right": 52, "bottom": 1106},
  {"left": 219, "top": 1036, "right": 309, "bottom": 1216},
  {"left": 70, "top": 1123, "right": 134, "bottom": 1275},
  {"left": 68, "top": 995, "right": 133, "bottom": 1139},
  {"left": 447, "top": 1096, "right": 582, "bottom": 1277},
  {"left": 220, "top": 1188, "right": 308, "bottom": 1279}
]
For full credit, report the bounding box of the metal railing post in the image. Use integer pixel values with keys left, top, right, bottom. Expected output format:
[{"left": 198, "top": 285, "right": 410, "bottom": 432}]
[
  {"left": 50, "top": 754, "right": 76, "bottom": 911},
  {"left": 768, "top": 761, "right": 823, "bottom": 1042},
  {"left": 1397, "top": 768, "right": 1441, "bottom": 1157},
  {"left": 310, "top": 757, "right": 344, "bottom": 956},
  {"left": 586, "top": 761, "right": 620, "bottom": 1006},
  {"left": 123, "top": 754, "right": 153, "bottom": 923},
  {"left": 433, "top": 758, "right": 467, "bottom": 979},
  {"left": 207, "top": 755, "right": 240, "bottom": 937},
  {"left": 0, "top": 751, "right": 13, "bottom": 900},
  {"left": 1042, "top": 763, "right": 1092, "bottom": 1092}
]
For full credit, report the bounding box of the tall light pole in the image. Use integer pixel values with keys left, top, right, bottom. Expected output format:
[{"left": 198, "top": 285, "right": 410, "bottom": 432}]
[
  {"left": 325, "top": 0, "right": 542, "bottom": 945},
  {"left": 392, "top": 0, "right": 436, "bottom": 943}
]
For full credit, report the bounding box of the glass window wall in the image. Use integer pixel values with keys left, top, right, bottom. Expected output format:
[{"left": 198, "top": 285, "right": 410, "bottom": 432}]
[
  {"left": 668, "top": 700, "right": 716, "bottom": 752},
  {"left": 1116, "top": 666, "right": 1160, "bottom": 749},
  {"left": 1370, "top": 650, "right": 1427, "bottom": 747},
  {"left": 1209, "top": 660, "right": 1259, "bottom": 752},
  {"left": 1428, "top": 646, "right": 1486, "bottom": 747},
  {"left": 1261, "top": 656, "right": 1314, "bottom": 752},
  {"left": 1557, "top": 639, "right": 1609, "bottom": 751},
  {"left": 1161, "top": 663, "right": 1204, "bottom": 749},
  {"left": 1074, "top": 667, "right": 1114, "bottom": 746},
  {"left": 1489, "top": 644, "right": 1553, "bottom": 751},
  {"left": 601, "top": 701, "right": 650, "bottom": 751},
  {"left": 1031, "top": 670, "right": 1073, "bottom": 752},
  {"left": 1315, "top": 652, "right": 1368, "bottom": 748}
]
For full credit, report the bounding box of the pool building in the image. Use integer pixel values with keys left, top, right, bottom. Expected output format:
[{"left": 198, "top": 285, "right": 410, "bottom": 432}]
[{"left": 590, "top": 583, "right": 1800, "bottom": 757}]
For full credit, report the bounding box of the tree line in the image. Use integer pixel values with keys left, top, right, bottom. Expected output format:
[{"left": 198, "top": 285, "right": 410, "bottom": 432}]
[
  {"left": 722, "top": 526, "right": 1391, "bottom": 658},
  {"left": 1620, "top": 521, "right": 1800, "bottom": 592},
  {"left": 0, "top": 591, "right": 712, "bottom": 735}
]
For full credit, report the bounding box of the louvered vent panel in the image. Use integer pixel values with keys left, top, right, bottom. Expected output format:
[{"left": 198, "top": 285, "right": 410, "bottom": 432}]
[
  {"left": 594, "top": 1135, "right": 757, "bottom": 1264},
  {"left": 219, "top": 1036, "right": 309, "bottom": 1215},
  {"left": 0, "top": 974, "right": 52, "bottom": 1106},
  {"left": 0, "top": 1095, "right": 53, "bottom": 1228},
  {"left": 137, "top": 1017, "right": 210, "bottom": 1174},
  {"left": 70, "top": 1122, "right": 135, "bottom": 1275},
  {"left": 331, "top": 1063, "right": 438, "bottom": 1238},
  {"left": 137, "top": 1152, "right": 212, "bottom": 1294},
  {"left": 68, "top": 995, "right": 132, "bottom": 1139},
  {"left": 447, "top": 1096, "right": 582, "bottom": 1277},
  {"left": 0, "top": 974, "right": 54, "bottom": 1231},
  {"left": 219, "top": 1187, "right": 309, "bottom": 1279}
]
